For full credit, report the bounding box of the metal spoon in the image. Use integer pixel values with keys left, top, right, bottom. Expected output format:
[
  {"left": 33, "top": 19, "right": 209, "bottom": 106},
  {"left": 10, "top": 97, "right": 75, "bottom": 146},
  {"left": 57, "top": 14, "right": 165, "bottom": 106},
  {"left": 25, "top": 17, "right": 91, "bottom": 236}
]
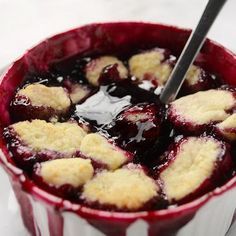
[{"left": 160, "top": 0, "right": 228, "bottom": 104}]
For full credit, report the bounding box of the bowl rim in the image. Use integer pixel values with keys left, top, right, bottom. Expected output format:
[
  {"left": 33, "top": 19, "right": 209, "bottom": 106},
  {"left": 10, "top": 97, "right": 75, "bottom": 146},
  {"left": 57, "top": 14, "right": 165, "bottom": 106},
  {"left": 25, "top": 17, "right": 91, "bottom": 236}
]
[{"left": 1, "top": 21, "right": 236, "bottom": 222}]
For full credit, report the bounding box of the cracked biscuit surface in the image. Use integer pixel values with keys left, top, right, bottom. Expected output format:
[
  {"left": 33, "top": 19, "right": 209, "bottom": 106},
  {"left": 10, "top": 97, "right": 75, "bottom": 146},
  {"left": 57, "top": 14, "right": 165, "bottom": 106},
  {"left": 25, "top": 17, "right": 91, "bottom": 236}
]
[
  {"left": 40, "top": 158, "right": 94, "bottom": 188},
  {"left": 85, "top": 56, "right": 128, "bottom": 86},
  {"left": 80, "top": 133, "right": 131, "bottom": 170},
  {"left": 11, "top": 120, "right": 86, "bottom": 154},
  {"left": 82, "top": 167, "right": 158, "bottom": 210},
  {"left": 159, "top": 137, "right": 229, "bottom": 202},
  {"left": 168, "top": 89, "right": 236, "bottom": 133}
]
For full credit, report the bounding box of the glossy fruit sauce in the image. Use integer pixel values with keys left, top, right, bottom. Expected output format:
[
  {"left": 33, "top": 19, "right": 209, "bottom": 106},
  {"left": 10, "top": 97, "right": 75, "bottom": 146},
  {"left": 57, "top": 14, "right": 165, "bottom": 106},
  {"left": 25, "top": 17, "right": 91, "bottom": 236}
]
[{"left": 3, "top": 46, "right": 236, "bottom": 213}]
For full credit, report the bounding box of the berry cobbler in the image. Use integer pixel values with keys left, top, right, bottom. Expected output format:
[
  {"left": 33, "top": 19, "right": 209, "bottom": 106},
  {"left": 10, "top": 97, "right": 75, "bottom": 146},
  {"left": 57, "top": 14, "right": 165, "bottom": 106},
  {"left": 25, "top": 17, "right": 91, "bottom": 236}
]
[{"left": 3, "top": 47, "right": 236, "bottom": 212}]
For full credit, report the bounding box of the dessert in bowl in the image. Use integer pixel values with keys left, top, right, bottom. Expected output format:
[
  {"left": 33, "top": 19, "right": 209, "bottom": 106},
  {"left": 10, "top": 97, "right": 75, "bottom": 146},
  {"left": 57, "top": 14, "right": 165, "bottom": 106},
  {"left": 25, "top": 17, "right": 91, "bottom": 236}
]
[{"left": 0, "top": 22, "right": 236, "bottom": 236}]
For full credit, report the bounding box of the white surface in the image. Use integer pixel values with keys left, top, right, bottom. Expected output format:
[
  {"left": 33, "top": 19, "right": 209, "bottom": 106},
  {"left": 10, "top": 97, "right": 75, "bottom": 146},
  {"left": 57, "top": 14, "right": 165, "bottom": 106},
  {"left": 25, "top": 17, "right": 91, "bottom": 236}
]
[
  {"left": 0, "top": 0, "right": 236, "bottom": 68},
  {"left": 0, "top": 0, "right": 236, "bottom": 235},
  {"left": 0, "top": 168, "right": 28, "bottom": 236}
]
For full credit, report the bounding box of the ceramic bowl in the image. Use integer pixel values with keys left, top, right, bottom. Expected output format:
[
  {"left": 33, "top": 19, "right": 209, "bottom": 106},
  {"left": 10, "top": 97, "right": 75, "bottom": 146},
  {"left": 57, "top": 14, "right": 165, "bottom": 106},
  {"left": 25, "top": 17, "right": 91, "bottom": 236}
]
[{"left": 1, "top": 22, "right": 236, "bottom": 236}]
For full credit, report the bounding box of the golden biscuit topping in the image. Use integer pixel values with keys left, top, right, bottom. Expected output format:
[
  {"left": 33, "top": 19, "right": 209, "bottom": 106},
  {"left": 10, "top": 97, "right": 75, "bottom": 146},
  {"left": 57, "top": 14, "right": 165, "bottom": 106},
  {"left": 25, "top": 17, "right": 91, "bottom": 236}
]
[
  {"left": 216, "top": 114, "right": 236, "bottom": 140},
  {"left": 160, "top": 137, "right": 221, "bottom": 201},
  {"left": 86, "top": 56, "right": 128, "bottom": 86},
  {"left": 18, "top": 84, "right": 71, "bottom": 111},
  {"left": 185, "top": 65, "right": 202, "bottom": 86},
  {"left": 170, "top": 90, "right": 235, "bottom": 125},
  {"left": 82, "top": 168, "right": 158, "bottom": 210},
  {"left": 41, "top": 158, "right": 94, "bottom": 187},
  {"left": 80, "top": 133, "right": 128, "bottom": 170},
  {"left": 129, "top": 50, "right": 172, "bottom": 85},
  {"left": 12, "top": 120, "right": 86, "bottom": 154}
]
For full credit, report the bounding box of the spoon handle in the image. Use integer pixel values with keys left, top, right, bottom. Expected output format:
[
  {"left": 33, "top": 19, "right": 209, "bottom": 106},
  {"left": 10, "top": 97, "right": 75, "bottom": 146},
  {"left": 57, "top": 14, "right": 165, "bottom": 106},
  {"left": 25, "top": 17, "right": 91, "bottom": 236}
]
[{"left": 160, "top": 0, "right": 227, "bottom": 104}]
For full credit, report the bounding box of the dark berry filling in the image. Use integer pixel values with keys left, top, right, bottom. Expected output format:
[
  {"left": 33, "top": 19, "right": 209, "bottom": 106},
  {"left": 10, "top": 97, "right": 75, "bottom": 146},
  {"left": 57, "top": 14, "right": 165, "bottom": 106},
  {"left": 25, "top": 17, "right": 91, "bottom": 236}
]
[{"left": 3, "top": 47, "right": 236, "bottom": 212}]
